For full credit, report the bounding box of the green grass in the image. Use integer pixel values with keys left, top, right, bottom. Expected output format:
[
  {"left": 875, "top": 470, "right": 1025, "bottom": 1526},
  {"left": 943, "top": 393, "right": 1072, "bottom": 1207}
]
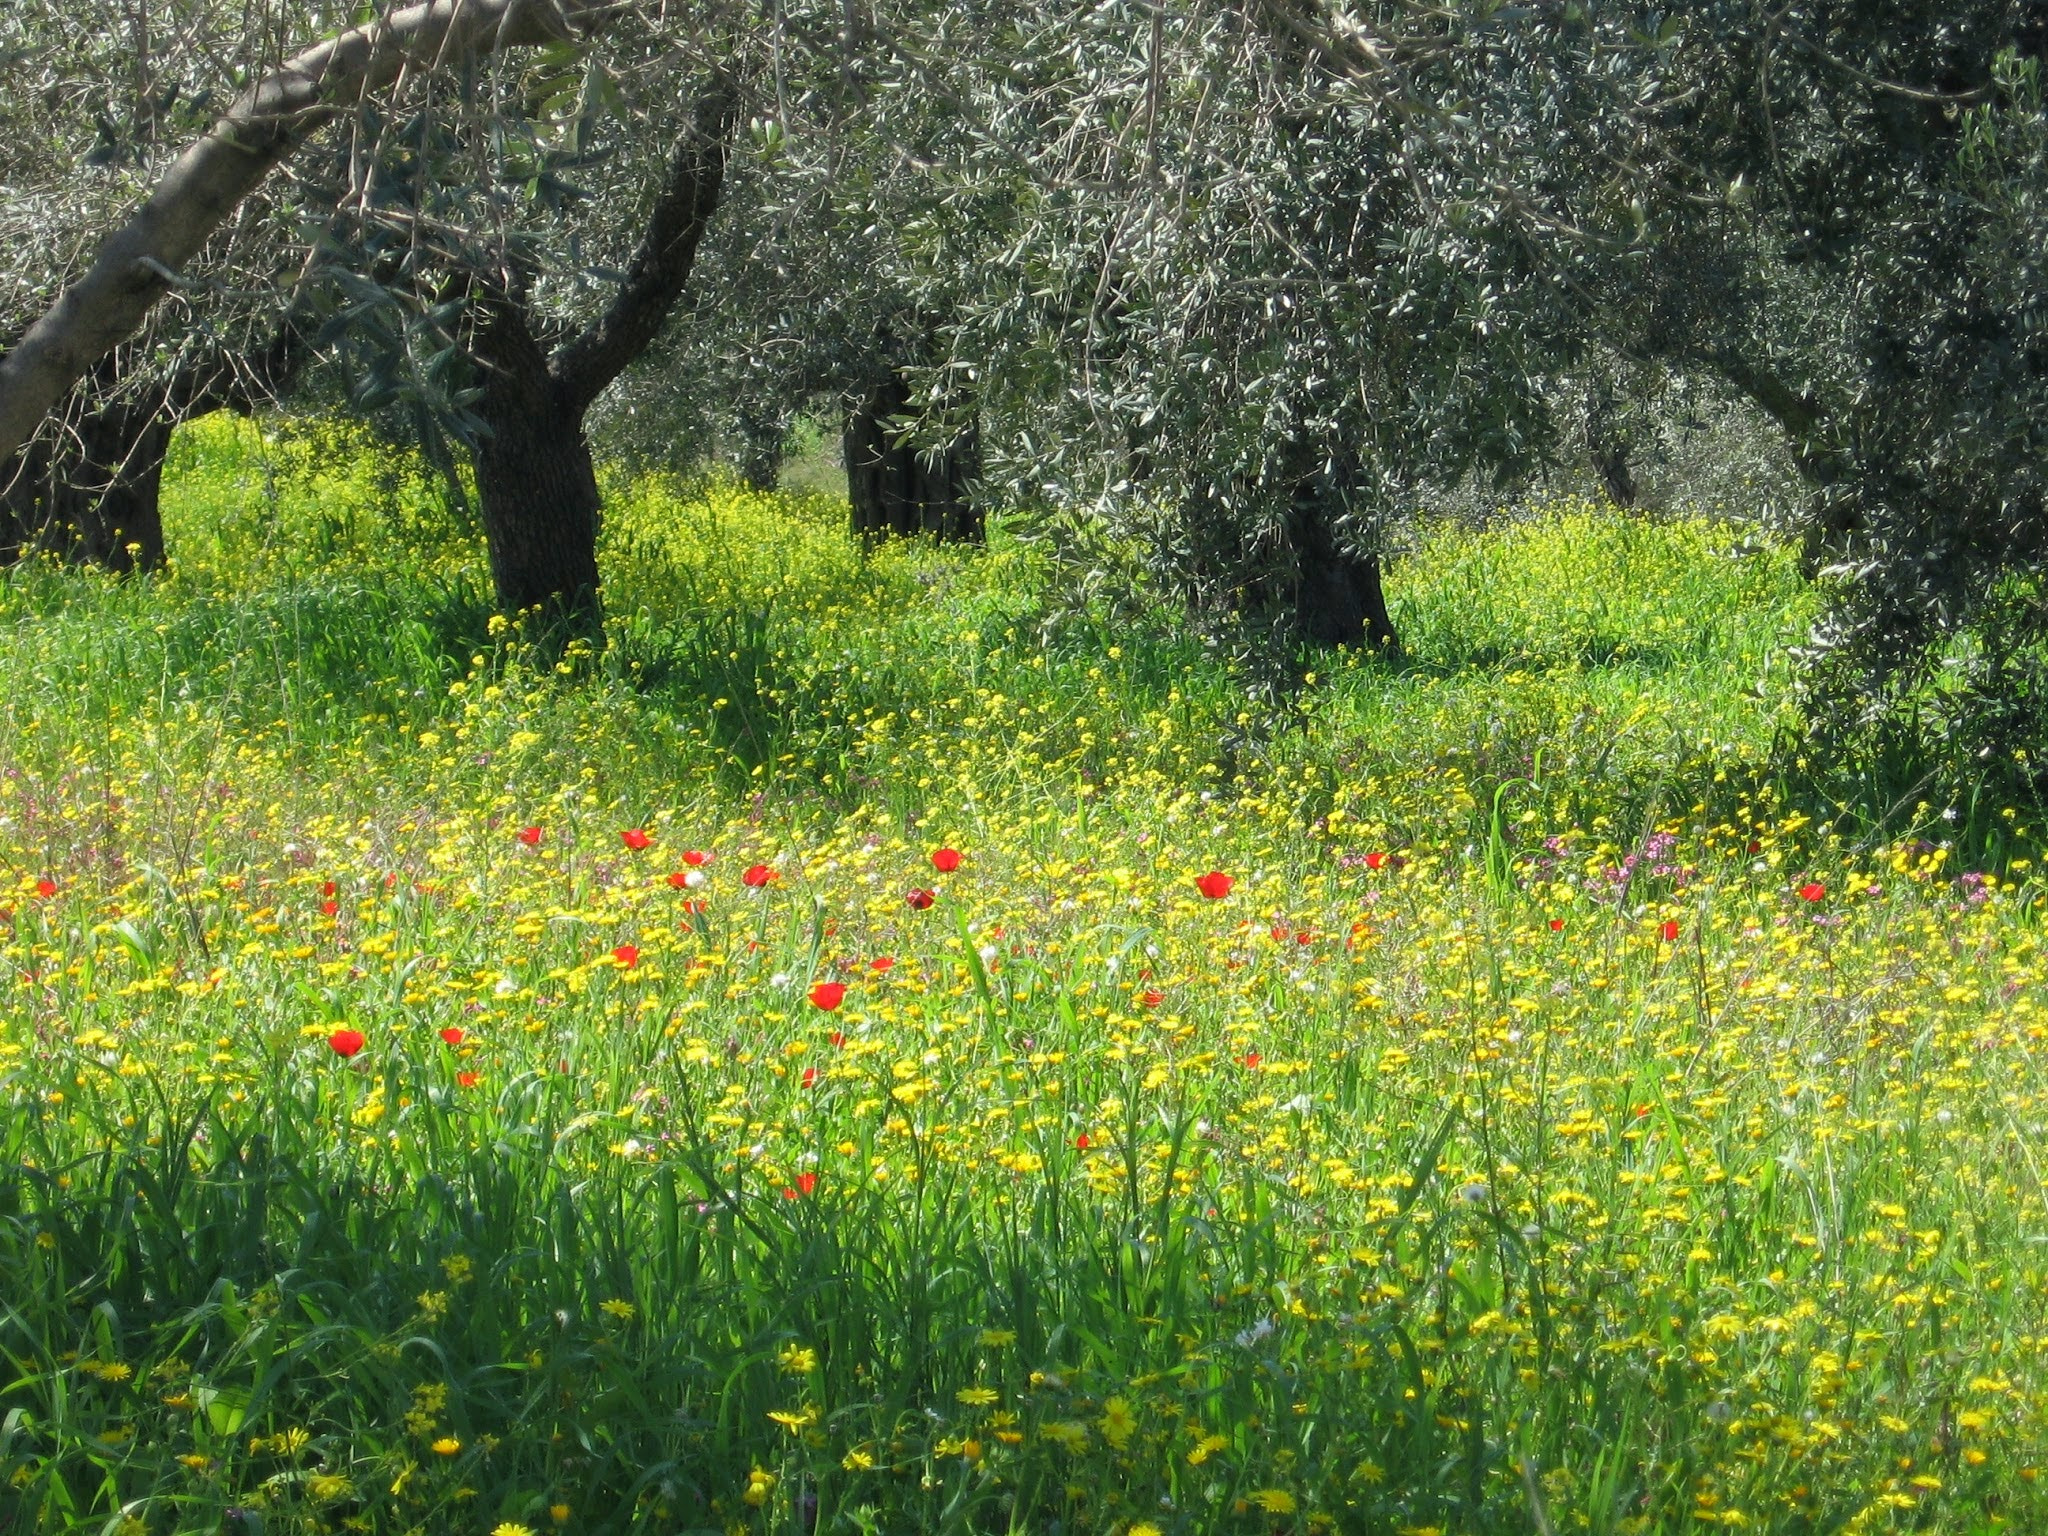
[{"left": 1, "top": 418, "right": 2045, "bottom": 1536}]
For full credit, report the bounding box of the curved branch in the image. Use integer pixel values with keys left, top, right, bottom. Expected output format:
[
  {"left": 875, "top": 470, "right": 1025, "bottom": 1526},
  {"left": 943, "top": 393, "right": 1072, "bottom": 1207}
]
[{"left": 552, "top": 80, "right": 740, "bottom": 415}]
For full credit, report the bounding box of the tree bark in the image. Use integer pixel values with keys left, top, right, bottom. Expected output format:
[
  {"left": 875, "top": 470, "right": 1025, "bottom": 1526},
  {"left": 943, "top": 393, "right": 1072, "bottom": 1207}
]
[
  {"left": 1287, "top": 478, "right": 1398, "bottom": 651},
  {"left": 732, "top": 405, "right": 787, "bottom": 491},
  {"left": 1584, "top": 383, "right": 1637, "bottom": 507},
  {"left": 844, "top": 368, "right": 981, "bottom": 542},
  {"left": 1, "top": 323, "right": 306, "bottom": 573},
  {"left": 0, "top": 0, "right": 596, "bottom": 470},
  {"left": 463, "top": 82, "right": 736, "bottom": 626},
  {"left": 2, "top": 393, "right": 182, "bottom": 572},
  {"left": 470, "top": 300, "right": 604, "bottom": 625},
  {"left": 67, "top": 407, "right": 176, "bottom": 571},
  {"left": 0, "top": 439, "right": 49, "bottom": 564}
]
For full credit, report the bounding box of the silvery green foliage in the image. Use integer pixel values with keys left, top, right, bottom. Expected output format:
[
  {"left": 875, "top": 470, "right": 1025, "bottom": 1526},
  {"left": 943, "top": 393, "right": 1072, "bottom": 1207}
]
[
  {"left": 0, "top": 0, "right": 315, "bottom": 414},
  {"left": 591, "top": 122, "right": 904, "bottom": 481},
  {"left": 888, "top": 0, "right": 2048, "bottom": 755},
  {"left": 291, "top": 7, "right": 756, "bottom": 443},
  {"left": 841, "top": 0, "right": 1571, "bottom": 645},
  {"left": 1461, "top": 5, "right": 2048, "bottom": 758}
]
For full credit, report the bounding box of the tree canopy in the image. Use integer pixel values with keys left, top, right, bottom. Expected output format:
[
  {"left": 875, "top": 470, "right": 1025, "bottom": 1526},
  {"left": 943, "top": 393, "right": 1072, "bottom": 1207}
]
[{"left": 7, "top": 0, "right": 2048, "bottom": 764}]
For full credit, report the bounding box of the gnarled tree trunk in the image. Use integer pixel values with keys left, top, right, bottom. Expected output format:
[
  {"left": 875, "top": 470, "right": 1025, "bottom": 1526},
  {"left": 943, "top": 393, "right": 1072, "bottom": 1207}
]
[
  {"left": 732, "top": 405, "right": 787, "bottom": 491},
  {"left": 470, "top": 301, "right": 603, "bottom": 622},
  {"left": 460, "top": 81, "right": 736, "bottom": 628},
  {"left": 3, "top": 395, "right": 173, "bottom": 570},
  {"left": 67, "top": 406, "right": 176, "bottom": 570},
  {"left": 1287, "top": 474, "right": 1398, "bottom": 652},
  {"left": 1584, "top": 381, "right": 1638, "bottom": 508},
  {"left": 844, "top": 367, "right": 981, "bottom": 543},
  {"left": 1, "top": 326, "right": 305, "bottom": 574}
]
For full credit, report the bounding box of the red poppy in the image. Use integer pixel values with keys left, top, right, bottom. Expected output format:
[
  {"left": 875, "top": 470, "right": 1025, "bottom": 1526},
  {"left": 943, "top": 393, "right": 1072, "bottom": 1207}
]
[
  {"left": 1242, "top": 1051, "right": 1262, "bottom": 1069},
  {"left": 1549, "top": 918, "right": 1565, "bottom": 932},
  {"left": 809, "top": 980, "right": 847, "bottom": 1011},
  {"left": 1195, "top": 871, "right": 1234, "bottom": 900},
  {"left": 1797, "top": 882, "right": 1826, "bottom": 903},
  {"left": 1075, "top": 1133, "right": 1091, "bottom": 1150},
  {"left": 622, "top": 828, "right": 652, "bottom": 851},
  {"left": 743, "top": 864, "right": 775, "bottom": 887},
  {"left": 1747, "top": 839, "right": 1763, "bottom": 854},
  {"left": 681, "top": 849, "right": 710, "bottom": 866},
  {"left": 666, "top": 871, "right": 690, "bottom": 889},
  {"left": 1141, "top": 989, "right": 1165, "bottom": 1008},
  {"left": 1269, "top": 923, "right": 1289, "bottom": 943},
  {"left": 1365, "top": 851, "right": 1388, "bottom": 871},
  {"left": 328, "top": 1028, "right": 366, "bottom": 1058},
  {"left": 829, "top": 1031, "right": 846, "bottom": 1048},
  {"left": 905, "top": 887, "right": 935, "bottom": 910},
  {"left": 322, "top": 880, "right": 337, "bottom": 897},
  {"left": 612, "top": 944, "right": 640, "bottom": 968},
  {"left": 384, "top": 872, "right": 399, "bottom": 890},
  {"left": 802, "top": 1066, "right": 820, "bottom": 1089},
  {"left": 679, "top": 899, "right": 708, "bottom": 915},
  {"left": 34, "top": 878, "right": 56, "bottom": 899},
  {"left": 781, "top": 1171, "right": 819, "bottom": 1199},
  {"left": 930, "top": 847, "right": 962, "bottom": 872},
  {"left": 456, "top": 1070, "right": 480, "bottom": 1088},
  {"left": 517, "top": 826, "right": 543, "bottom": 846},
  {"left": 870, "top": 956, "right": 895, "bottom": 972},
  {"left": 1660, "top": 919, "right": 1680, "bottom": 943},
  {"left": 320, "top": 900, "right": 339, "bottom": 917},
  {"left": 440, "top": 1027, "right": 465, "bottom": 1046}
]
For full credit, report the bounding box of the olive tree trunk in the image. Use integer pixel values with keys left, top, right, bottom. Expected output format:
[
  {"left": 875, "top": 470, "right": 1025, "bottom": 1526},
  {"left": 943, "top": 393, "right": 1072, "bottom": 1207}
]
[
  {"left": 464, "top": 84, "right": 735, "bottom": 627},
  {"left": 843, "top": 368, "right": 981, "bottom": 543},
  {"left": 469, "top": 301, "right": 604, "bottom": 622},
  {"left": 2, "top": 327, "right": 303, "bottom": 572},
  {"left": 1287, "top": 481, "right": 1398, "bottom": 652}
]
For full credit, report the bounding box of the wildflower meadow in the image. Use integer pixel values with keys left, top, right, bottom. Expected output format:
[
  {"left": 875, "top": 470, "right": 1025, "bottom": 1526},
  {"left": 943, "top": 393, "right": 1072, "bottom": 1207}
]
[{"left": 5, "top": 419, "right": 2047, "bottom": 1536}]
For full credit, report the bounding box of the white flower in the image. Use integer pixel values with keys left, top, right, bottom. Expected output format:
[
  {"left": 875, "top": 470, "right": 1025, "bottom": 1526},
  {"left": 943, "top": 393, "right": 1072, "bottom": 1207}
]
[
  {"left": 1234, "top": 1316, "right": 1275, "bottom": 1348},
  {"left": 684, "top": 869, "right": 706, "bottom": 888},
  {"left": 978, "top": 944, "right": 999, "bottom": 964}
]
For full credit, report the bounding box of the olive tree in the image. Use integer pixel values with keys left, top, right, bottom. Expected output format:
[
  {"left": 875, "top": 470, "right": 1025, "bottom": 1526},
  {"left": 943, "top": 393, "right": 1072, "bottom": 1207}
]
[{"left": 0, "top": 0, "right": 322, "bottom": 567}]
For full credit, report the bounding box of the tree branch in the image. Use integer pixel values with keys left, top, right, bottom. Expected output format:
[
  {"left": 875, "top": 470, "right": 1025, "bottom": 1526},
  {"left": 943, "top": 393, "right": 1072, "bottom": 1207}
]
[
  {"left": 552, "top": 80, "right": 740, "bottom": 415},
  {"left": 0, "top": 0, "right": 606, "bottom": 467}
]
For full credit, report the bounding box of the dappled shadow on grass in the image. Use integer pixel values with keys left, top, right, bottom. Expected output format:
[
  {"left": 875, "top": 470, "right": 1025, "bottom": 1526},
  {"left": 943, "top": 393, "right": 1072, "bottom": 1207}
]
[
  {"left": 1764, "top": 714, "right": 2048, "bottom": 873},
  {"left": 616, "top": 603, "right": 793, "bottom": 784},
  {"left": 0, "top": 563, "right": 502, "bottom": 750},
  {"left": 1388, "top": 635, "right": 1715, "bottom": 679}
]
